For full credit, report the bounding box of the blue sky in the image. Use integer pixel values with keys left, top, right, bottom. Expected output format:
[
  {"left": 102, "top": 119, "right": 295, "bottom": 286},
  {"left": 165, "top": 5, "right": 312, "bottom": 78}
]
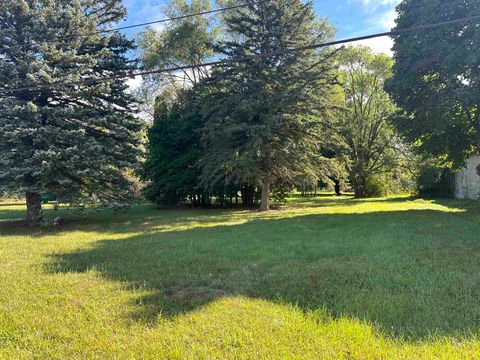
[
  {"left": 123, "top": 0, "right": 401, "bottom": 90},
  {"left": 122, "top": 0, "right": 401, "bottom": 53}
]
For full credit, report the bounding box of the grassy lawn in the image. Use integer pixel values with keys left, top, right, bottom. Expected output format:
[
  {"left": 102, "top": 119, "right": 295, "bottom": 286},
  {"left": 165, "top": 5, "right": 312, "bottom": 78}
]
[{"left": 2, "top": 195, "right": 480, "bottom": 358}]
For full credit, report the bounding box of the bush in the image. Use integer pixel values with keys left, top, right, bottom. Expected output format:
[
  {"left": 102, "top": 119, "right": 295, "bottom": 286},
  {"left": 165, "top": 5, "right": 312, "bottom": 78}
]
[
  {"left": 364, "top": 175, "right": 389, "bottom": 197},
  {"left": 362, "top": 171, "right": 416, "bottom": 198},
  {"left": 416, "top": 164, "right": 454, "bottom": 198}
]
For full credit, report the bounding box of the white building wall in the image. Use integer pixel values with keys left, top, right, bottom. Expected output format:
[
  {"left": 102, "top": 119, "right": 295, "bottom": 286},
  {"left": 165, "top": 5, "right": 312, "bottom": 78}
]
[{"left": 455, "top": 155, "right": 480, "bottom": 199}]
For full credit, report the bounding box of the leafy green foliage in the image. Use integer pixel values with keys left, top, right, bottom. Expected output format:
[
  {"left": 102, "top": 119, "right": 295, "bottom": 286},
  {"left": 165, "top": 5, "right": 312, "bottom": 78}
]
[
  {"left": 387, "top": 0, "right": 480, "bottom": 164},
  {"left": 0, "top": 0, "right": 144, "bottom": 223},
  {"left": 363, "top": 175, "right": 389, "bottom": 197},
  {"left": 417, "top": 162, "right": 455, "bottom": 198},
  {"left": 334, "top": 46, "right": 399, "bottom": 198},
  {"left": 138, "top": 0, "right": 217, "bottom": 89}
]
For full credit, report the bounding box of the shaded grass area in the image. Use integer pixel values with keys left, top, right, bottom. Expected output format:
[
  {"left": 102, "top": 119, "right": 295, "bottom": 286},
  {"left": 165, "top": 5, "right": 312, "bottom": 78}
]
[{"left": 1, "top": 195, "right": 480, "bottom": 358}]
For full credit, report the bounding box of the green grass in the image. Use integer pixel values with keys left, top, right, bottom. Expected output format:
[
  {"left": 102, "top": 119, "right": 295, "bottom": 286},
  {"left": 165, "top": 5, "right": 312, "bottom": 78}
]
[{"left": 2, "top": 194, "right": 480, "bottom": 358}]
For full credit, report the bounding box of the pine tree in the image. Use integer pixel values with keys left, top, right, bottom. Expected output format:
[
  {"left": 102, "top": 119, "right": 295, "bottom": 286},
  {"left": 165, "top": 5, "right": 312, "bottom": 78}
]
[
  {"left": 0, "top": 0, "right": 144, "bottom": 225},
  {"left": 137, "top": 0, "right": 218, "bottom": 208},
  {"left": 141, "top": 89, "right": 208, "bottom": 207},
  {"left": 201, "top": 0, "right": 338, "bottom": 211}
]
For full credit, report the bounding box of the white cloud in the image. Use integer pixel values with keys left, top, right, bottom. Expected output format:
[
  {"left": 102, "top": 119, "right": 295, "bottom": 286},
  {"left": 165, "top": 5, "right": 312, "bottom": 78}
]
[
  {"left": 378, "top": 9, "right": 397, "bottom": 30},
  {"left": 360, "top": 0, "right": 398, "bottom": 5},
  {"left": 350, "top": 7, "right": 397, "bottom": 55},
  {"left": 353, "top": 36, "right": 394, "bottom": 55},
  {"left": 356, "top": 0, "right": 400, "bottom": 12}
]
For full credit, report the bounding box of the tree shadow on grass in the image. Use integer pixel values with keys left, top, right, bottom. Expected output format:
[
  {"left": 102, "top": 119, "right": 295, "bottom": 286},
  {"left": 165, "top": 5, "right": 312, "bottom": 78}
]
[{"left": 47, "top": 206, "right": 480, "bottom": 340}]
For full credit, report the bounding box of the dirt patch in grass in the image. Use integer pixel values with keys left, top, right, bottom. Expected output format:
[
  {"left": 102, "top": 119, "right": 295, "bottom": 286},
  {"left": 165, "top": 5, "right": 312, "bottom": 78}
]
[{"left": 168, "top": 286, "right": 233, "bottom": 305}]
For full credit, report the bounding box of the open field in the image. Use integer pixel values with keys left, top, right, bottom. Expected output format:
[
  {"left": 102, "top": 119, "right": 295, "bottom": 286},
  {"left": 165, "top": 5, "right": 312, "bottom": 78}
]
[{"left": 2, "top": 195, "right": 480, "bottom": 358}]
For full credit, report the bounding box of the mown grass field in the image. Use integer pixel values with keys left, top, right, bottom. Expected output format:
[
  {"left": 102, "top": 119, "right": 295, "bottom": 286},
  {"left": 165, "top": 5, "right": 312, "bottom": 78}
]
[{"left": 1, "top": 195, "right": 480, "bottom": 359}]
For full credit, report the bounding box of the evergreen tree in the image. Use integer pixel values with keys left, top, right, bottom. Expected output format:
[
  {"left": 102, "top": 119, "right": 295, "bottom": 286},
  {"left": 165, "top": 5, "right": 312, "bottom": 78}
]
[
  {"left": 201, "top": 0, "right": 338, "bottom": 211},
  {"left": 141, "top": 86, "right": 253, "bottom": 208},
  {"left": 0, "top": 0, "right": 144, "bottom": 225},
  {"left": 140, "top": 89, "right": 209, "bottom": 207},
  {"left": 138, "top": 0, "right": 219, "bottom": 207}
]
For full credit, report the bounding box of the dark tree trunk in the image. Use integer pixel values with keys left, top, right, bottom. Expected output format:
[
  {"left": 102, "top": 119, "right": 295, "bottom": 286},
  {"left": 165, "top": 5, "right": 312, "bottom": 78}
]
[
  {"left": 352, "top": 178, "right": 366, "bottom": 198},
  {"left": 241, "top": 184, "right": 255, "bottom": 207},
  {"left": 259, "top": 176, "right": 270, "bottom": 212},
  {"left": 201, "top": 194, "right": 207, "bottom": 207},
  {"left": 26, "top": 192, "right": 43, "bottom": 226},
  {"left": 191, "top": 195, "right": 199, "bottom": 207},
  {"left": 334, "top": 179, "right": 341, "bottom": 196}
]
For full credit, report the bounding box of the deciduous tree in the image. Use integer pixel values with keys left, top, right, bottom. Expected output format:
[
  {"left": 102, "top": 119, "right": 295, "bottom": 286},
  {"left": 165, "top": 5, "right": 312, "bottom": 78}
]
[
  {"left": 138, "top": 0, "right": 217, "bottom": 89},
  {"left": 335, "top": 46, "right": 397, "bottom": 198},
  {"left": 387, "top": 0, "right": 480, "bottom": 165}
]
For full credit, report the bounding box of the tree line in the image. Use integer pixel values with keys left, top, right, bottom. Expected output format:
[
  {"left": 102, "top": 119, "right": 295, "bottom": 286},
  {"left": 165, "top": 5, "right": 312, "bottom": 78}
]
[
  {"left": 1, "top": 0, "right": 479, "bottom": 225},
  {"left": 138, "top": 0, "right": 406, "bottom": 210}
]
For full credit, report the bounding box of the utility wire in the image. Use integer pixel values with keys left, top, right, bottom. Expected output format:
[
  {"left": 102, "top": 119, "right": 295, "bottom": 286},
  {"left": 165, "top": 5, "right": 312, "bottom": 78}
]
[
  {"left": 2, "top": 13, "right": 480, "bottom": 94},
  {"left": 104, "top": 0, "right": 270, "bottom": 32},
  {"left": 4, "top": 0, "right": 270, "bottom": 50}
]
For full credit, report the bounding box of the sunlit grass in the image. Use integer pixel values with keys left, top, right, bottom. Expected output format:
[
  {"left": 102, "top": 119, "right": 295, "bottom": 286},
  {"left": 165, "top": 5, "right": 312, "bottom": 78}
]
[{"left": 1, "top": 194, "right": 480, "bottom": 359}]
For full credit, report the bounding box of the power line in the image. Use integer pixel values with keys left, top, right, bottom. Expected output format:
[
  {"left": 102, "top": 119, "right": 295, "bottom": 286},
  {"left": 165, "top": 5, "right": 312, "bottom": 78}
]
[
  {"left": 4, "top": 0, "right": 270, "bottom": 50},
  {"left": 106, "top": 0, "right": 270, "bottom": 32},
  {"left": 2, "top": 13, "right": 480, "bottom": 94}
]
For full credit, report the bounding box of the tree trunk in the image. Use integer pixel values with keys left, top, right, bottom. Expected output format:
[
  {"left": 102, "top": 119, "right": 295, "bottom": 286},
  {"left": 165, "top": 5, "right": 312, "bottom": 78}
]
[
  {"left": 259, "top": 176, "right": 270, "bottom": 212},
  {"left": 352, "top": 178, "right": 366, "bottom": 198},
  {"left": 241, "top": 184, "right": 255, "bottom": 207},
  {"left": 26, "top": 192, "right": 43, "bottom": 226},
  {"left": 334, "top": 179, "right": 341, "bottom": 196}
]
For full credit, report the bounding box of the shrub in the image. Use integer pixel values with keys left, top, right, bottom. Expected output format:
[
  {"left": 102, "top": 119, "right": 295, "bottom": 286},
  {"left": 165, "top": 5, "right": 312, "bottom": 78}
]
[
  {"left": 416, "top": 164, "right": 455, "bottom": 198},
  {"left": 364, "top": 175, "right": 389, "bottom": 197}
]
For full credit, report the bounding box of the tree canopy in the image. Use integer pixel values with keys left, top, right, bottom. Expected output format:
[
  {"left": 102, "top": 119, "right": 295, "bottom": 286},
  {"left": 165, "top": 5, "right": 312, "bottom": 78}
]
[
  {"left": 200, "top": 0, "right": 339, "bottom": 210},
  {"left": 140, "top": 89, "right": 208, "bottom": 207},
  {"left": 335, "top": 46, "right": 398, "bottom": 197},
  {"left": 138, "top": 0, "right": 217, "bottom": 89},
  {"left": 0, "top": 0, "right": 144, "bottom": 225},
  {"left": 387, "top": 0, "right": 480, "bottom": 166}
]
